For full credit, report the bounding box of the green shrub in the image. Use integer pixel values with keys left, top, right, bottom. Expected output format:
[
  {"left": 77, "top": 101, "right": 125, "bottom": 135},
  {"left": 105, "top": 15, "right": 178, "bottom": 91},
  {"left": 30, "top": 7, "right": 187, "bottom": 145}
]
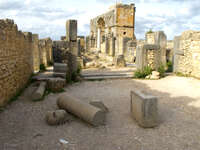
[
  {"left": 166, "top": 61, "right": 173, "bottom": 72},
  {"left": 0, "top": 107, "right": 4, "bottom": 113},
  {"left": 77, "top": 64, "right": 82, "bottom": 75},
  {"left": 147, "top": 29, "right": 154, "bottom": 34},
  {"left": 134, "top": 66, "right": 153, "bottom": 79},
  {"left": 66, "top": 71, "right": 79, "bottom": 83},
  {"left": 175, "top": 72, "right": 189, "bottom": 77},
  {"left": 157, "top": 64, "right": 165, "bottom": 77},
  {"left": 40, "top": 64, "right": 46, "bottom": 72}
]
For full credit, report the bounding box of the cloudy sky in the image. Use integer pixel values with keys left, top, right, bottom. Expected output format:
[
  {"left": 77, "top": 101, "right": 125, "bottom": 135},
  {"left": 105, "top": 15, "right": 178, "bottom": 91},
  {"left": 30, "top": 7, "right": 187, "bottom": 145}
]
[{"left": 0, "top": 0, "right": 199, "bottom": 40}]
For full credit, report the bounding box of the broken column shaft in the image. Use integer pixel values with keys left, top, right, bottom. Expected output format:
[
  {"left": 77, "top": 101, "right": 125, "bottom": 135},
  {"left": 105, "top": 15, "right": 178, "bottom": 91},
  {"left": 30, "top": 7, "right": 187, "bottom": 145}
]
[{"left": 57, "top": 93, "right": 105, "bottom": 126}]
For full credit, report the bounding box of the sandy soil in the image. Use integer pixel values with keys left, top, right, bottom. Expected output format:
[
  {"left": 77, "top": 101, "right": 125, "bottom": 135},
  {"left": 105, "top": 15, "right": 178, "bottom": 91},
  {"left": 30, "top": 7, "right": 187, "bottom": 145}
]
[{"left": 1, "top": 75, "right": 200, "bottom": 150}]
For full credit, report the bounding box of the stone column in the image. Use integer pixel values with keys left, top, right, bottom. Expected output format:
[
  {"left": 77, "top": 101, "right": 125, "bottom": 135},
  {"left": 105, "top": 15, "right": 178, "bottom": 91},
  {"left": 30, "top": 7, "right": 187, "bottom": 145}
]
[{"left": 97, "top": 28, "right": 101, "bottom": 51}]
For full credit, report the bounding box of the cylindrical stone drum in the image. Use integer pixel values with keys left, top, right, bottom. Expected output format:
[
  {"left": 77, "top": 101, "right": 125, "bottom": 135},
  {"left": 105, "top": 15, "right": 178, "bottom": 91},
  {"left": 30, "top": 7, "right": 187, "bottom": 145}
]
[{"left": 57, "top": 93, "right": 105, "bottom": 126}]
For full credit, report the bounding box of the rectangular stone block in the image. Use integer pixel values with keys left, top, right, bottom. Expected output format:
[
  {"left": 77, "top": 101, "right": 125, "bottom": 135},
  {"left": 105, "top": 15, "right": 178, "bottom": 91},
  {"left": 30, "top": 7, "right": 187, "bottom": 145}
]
[
  {"left": 66, "top": 20, "right": 77, "bottom": 42},
  {"left": 130, "top": 90, "right": 158, "bottom": 128},
  {"left": 53, "top": 63, "right": 68, "bottom": 73}
]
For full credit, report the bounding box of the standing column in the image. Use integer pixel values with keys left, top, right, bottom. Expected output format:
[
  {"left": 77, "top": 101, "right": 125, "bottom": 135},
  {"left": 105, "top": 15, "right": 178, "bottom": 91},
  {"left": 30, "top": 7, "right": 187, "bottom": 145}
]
[{"left": 97, "top": 28, "right": 101, "bottom": 51}]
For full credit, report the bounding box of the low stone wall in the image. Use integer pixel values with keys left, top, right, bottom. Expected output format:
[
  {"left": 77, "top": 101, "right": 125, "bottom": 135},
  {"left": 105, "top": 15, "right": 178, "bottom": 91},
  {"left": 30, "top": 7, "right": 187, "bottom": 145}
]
[
  {"left": 0, "top": 19, "right": 33, "bottom": 106},
  {"left": 174, "top": 30, "right": 200, "bottom": 78}
]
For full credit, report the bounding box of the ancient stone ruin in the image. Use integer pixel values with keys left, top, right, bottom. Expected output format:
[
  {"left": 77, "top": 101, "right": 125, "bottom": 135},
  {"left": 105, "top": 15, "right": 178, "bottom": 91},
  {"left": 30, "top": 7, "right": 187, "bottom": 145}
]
[
  {"left": 87, "top": 3, "right": 137, "bottom": 63},
  {"left": 0, "top": 19, "right": 52, "bottom": 106},
  {"left": 136, "top": 31, "right": 167, "bottom": 70},
  {"left": 173, "top": 30, "right": 200, "bottom": 78}
]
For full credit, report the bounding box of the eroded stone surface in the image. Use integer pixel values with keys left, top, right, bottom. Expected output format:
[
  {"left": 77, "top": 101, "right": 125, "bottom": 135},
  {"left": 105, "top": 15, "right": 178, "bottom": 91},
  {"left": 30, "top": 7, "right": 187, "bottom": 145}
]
[
  {"left": 46, "top": 109, "right": 69, "bottom": 125},
  {"left": 47, "top": 78, "right": 66, "bottom": 92},
  {"left": 90, "top": 100, "right": 109, "bottom": 113},
  {"left": 130, "top": 90, "right": 158, "bottom": 128}
]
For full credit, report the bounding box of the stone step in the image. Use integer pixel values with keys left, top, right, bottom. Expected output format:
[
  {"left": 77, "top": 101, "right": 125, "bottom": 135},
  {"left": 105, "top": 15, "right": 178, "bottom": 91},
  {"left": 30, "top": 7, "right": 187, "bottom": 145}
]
[
  {"left": 81, "top": 72, "right": 134, "bottom": 77},
  {"left": 83, "top": 74, "right": 133, "bottom": 80}
]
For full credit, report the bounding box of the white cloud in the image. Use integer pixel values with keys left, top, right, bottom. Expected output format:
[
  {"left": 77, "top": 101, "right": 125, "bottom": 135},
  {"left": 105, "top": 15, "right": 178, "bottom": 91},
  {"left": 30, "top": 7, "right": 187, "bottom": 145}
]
[{"left": 0, "top": 0, "right": 199, "bottom": 40}]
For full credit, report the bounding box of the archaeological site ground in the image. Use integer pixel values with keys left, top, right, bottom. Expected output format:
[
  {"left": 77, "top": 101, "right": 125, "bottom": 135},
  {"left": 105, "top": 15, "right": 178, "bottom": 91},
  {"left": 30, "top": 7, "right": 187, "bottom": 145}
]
[{"left": 0, "top": 2, "right": 200, "bottom": 150}]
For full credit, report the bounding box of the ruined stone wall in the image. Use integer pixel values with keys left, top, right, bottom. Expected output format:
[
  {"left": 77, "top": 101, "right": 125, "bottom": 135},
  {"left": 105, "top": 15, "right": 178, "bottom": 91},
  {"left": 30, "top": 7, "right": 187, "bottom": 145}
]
[
  {"left": 39, "top": 38, "right": 53, "bottom": 66},
  {"left": 145, "top": 31, "right": 167, "bottom": 65},
  {"left": 53, "top": 41, "right": 70, "bottom": 63},
  {"left": 32, "top": 34, "right": 40, "bottom": 72},
  {"left": 173, "top": 30, "right": 200, "bottom": 78},
  {"left": 89, "top": 3, "right": 136, "bottom": 56},
  {"left": 115, "top": 4, "right": 135, "bottom": 39},
  {"left": 0, "top": 19, "right": 33, "bottom": 106},
  {"left": 136, "top": 44, "right": 161, "bottom": 70}
]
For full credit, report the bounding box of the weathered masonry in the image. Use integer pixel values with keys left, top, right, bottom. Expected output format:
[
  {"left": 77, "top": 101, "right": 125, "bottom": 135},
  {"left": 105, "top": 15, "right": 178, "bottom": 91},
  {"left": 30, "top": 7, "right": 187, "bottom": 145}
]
[
  {"left": 53, "top": 20, "right": 79, "bottom": 79},
  {"left": 88, "top": 3, "right": 136, "bottom": 62},
  {"left": 0, "top": 19, "right": 53, "bottom": 106},
  {"left": 136, "top": 31, "right": 167, "bottom": 70},
  {"left": 173, "top": 30, "right": 200, "bottom": 78}
]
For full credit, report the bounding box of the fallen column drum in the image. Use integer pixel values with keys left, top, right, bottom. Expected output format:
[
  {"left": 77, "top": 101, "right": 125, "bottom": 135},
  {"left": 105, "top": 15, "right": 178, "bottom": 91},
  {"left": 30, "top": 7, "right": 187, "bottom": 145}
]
[{"left": 57, "top": 93, "right": 105, "bottom": 126}]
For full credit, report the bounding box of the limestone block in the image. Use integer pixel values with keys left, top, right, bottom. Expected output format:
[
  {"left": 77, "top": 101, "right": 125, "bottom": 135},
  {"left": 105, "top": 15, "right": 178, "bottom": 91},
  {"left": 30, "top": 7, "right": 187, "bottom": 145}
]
[
  {"left": 57, "top": 93, "right": 106, "bottom": 126},
  {"left": 86, "top": 62, "right": 95, "bottom": 68},
  {"left": 32, "top": 82, "right": 46, "bottom": 101},
  {"left": 47, "top": 78, "right": 66, "bottom": 92},
  {"left": 53, "top": 63, "right": 68, "bottom": 73},
  {"left": 130, "top": 90, "right": 158, "bottom": 128},
  {"left": 53, "top": 72, "right": 66, "bottom": 79},
  {"left": 46, "top": 110, "right": 69, "bottom": 125},
  {"left": 90, "top": 100, "right": 109, "bottom": 113},
  {"left": 115, "top": 55, "right": 126, "bottom": 67},
  {"left": 150, "top": 71, "right": 160, "bottom": 80},
  {"left": 66, "top": 20, "right": 77, "bottom": 42},
  {"left": 143, "top": 44, "right": 160, "bottom": 50}
]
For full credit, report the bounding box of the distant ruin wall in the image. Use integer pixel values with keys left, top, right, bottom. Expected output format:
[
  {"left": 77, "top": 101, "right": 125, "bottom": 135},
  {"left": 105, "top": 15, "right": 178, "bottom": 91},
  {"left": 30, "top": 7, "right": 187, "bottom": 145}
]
[
  {"left": 32, "top": 34, "right": 40, "bottom": 72},
  {"left": 0, "top": 19, "right": 33, "bottom": 106},
  {"left": 53, "top": 41, "right": 70, "bottom": 63},
  {"left": 39, "top": 38, "right": 53, "bottom": 66},
  {"left": 173, "top": 30, "right": 200, "bottom": 78}
]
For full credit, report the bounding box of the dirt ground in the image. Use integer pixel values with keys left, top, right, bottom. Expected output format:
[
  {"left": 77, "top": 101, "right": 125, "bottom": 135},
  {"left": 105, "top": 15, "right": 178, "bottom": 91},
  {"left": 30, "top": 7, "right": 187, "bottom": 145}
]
[{"left": 1, "top": 75, "right": 200, "bottom": 150}]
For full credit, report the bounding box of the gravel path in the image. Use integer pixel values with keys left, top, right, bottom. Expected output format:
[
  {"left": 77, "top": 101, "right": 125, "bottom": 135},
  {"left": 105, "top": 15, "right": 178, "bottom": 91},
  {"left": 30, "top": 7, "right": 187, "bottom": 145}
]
[{"left": 1, "top": 75, "right": 200, "bottom": 150}]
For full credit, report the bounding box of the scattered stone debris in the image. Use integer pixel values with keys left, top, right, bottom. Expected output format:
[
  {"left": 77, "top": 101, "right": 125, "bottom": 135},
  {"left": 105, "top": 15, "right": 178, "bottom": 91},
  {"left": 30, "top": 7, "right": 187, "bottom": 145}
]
[
  {"left": 146, "top": 71, "right": 160, "bottom": 80},
  {"left": 90, "top": 100, "right": 109, "bottom": 113},
  {"left": 46, "top": 109, "right": 70, "bottom": 125},
  {"left": 32, "top": 82, "right": 46, "bottom": 101},
  {"left": 150, "top": 71, "right": 160, "bottom": 80},
  {"left": 130, "top": 90, "right": 158, "bottom": 128},
  {"left": 57, "top": 93, "right": 106, "bottom": 126}
]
